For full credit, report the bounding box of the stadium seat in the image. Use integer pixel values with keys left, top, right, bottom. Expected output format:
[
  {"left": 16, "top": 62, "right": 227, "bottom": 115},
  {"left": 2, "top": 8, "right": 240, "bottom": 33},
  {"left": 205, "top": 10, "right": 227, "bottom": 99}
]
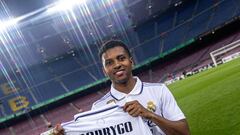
[
  {"left": 136, "top": 21, "right": 155, "bottom": 43},
  {"left": 162, "top": 22, "right": 190, "bottom": 52},
  {"left": 194, "top": 0, "right": 218, "bottom": 14},
  {"left": 235, "top": 0, "right": 240, "bottom": 15},
  {"left": 175, "top": 1, "right": 195, "bottom": 26},
  {"left": 38, "top": 35, "right": 73, "bottom": 58},
  {"left": 0, "top": 128, "right": 12, "bottom": 135},
  {"left": 44, "top": 104, "right": 78, "bottom": 125},
  {"left": 28, "top": 64, "right": 55, "bottom": 84},
  {"left": 61, "top": 69, "right": 95, "bottom": 91},
  {"left": 24, "top": 125, "right": 48, "bottom": 135},
  {"left": 49, "top": 57, "right": 80, "bottom": 76},
  {"left": 156, "top": 10, "right": 175, "bottom": 34},
  {"left": 86, "top": 63, "right": 105, "bottom": 80},
  {"left": 11, "top": 115, "right": 46, "bottom": 135},
  {"left": 151, "top": 0, "right": 169, "bottom": 14},
  {"left": 186, "top": 9, "right": 213, "bottom": 39},
  {"left": 133, "top": 37, "right": 162, "bottom": 63},
  {"left": 128, "top": 0, "right": 149, "bottom": 23},
  {"left": 71, "top": 92, "right": 103, "bottom": 111},
  {"left": 120, "top": 29, "right": 139, "bottom": 49},
  {"left": 33, "top": 80, "right": 67, "bottom": 102},
  {"left": 208, "top": 0, "right": 238, "bottom": 29}
]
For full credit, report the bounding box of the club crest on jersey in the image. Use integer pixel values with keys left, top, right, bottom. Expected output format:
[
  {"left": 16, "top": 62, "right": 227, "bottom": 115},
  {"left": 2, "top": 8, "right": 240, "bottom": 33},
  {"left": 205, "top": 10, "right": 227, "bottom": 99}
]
[
  {"left": 147, "top": 101, "right": 156, "bottom": 112},
  {"left": 107, "top": 99, "right": 116, "bottom": 104}
]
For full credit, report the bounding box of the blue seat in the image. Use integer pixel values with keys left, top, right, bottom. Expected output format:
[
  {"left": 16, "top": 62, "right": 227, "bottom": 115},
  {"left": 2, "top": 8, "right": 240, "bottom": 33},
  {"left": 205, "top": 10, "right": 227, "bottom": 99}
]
[
  {"left": 186, "top": 9, "right": 213, "bottom": 39},
  {"left": 133, "top": 37, "right": 162, "bottom": 63},
  {"left": 128, "top": 0, "right": 149, "bottom": 23},
  {"left": 163, "top": 22, "right": 190, "bottom": 52},
  {"left": 156, "top": 11, "right": 174, "bottom": 34},
  {"left": 236, "top": 0, "right": 240, "bottom": 16},
  {"left": 61, "top": 69, "right": 95, "bottom": 91},
  {"left": 175, "top": 1, "right": 195, "bottom": 26},
  {"left": 151, "top": 0, "right": 170, "bottom": 15},
  {"left": 120, "top": 29, "right": 139, "bottom": 49},
  {"left": 208, "top": 0, "right": 237, "bottom": 29},
  {"left": 86, "top": 63, "right": 105, "bottom": 80},
  {"left": 33, "top": 80, "right": 66, "bottom": 102},
  {"left": 28, "top": 64, "right": 55, "bottom": 84},
  {"left": 195, "top": 0, "right": 217, "bottom": 14},
  {"left": 136, "top": 21, "right": 155, "bottom": 43},
  {"left": 50, "top": 57, "right": 80, "bottom": 76},
  {"left": 76, "top": 43, "right": 100, "bottom": 66}
]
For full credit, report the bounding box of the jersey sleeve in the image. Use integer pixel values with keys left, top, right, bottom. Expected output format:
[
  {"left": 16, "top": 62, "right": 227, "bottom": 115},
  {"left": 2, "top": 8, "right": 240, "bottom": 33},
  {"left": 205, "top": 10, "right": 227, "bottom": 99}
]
[{"left": 160, "top": 84, "right": 185, "bottom": 121}]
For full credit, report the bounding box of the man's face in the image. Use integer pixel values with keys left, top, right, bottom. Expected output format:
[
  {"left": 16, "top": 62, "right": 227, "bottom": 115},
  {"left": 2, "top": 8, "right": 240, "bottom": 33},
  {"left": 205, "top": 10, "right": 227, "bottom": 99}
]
[{"left": 102, "top": 46, "right": 133, "bottom": 85}]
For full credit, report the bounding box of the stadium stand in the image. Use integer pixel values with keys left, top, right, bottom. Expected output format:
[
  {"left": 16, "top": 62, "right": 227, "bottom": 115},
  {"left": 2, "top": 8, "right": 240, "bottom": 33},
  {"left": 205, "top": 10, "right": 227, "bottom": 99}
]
[
  {"left": 208, "top": 0, "right": 238, "bottom": 30},
  {"left": 71, "top": 92, "right": 104, "bottom": 111},
  {"left": 133, "top": 37, "right": 162, "bottom": 63},
  {"left": 1, "top": 0, "right": 240, "bottom": 134},
  {"left": 156, "top": 10, "right": 175, "bottom": 35},
  {"left": 162, "top": 22, "right": 190, "bottom": 52},
  {"left": 136, "top": 21, "right": 155, "bottom": 43},
  {"left": 140, "top": 30, "right": 240, "bottom": 82},
  {"left": 32, "top": 80, "right": 66, "bottom": 102},
  {"left": 48, "top": 57, "right": 81, "bottom": 76},
  {"left": 86, "top": 63, "right": 105, "bottom": 80},
  {"left": 194, "top": 0, "right": 217, "bottom": 14},
  {"left": 0, "top": 128, "right": 12, "bottom": 135},
  {"left": 43, "top": 104, "right": 78, "bottom": 125},
  {"left": 27, "top": 65, "right": 55, "bottom": 84},
  {"left": 11, "top": 115, "right": 46, "bottom": 135},
  {"left": 175, "top": 1, "right": 195, "bottom": 26},
  {"left": 186, "top": 9, "right": 213, "bottom": 39},
  {"left": 128, "top": 0, "right": 156, "bottom": 23},
  {"left": 60, "top": 69, "right": 95, "bottom": 91}
]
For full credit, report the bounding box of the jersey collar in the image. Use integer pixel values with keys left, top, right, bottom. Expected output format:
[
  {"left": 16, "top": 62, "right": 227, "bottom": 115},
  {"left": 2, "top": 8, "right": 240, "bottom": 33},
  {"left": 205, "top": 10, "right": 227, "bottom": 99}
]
[{"left": 110, "top": 77, "right": 143, "bottom": 101}]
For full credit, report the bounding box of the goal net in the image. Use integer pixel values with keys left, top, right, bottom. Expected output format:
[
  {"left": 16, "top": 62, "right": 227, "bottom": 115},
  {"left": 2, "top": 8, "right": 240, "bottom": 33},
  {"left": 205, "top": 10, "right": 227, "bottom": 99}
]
[{"left": 210, "top": 39, "right": 240, "bottom": 67}]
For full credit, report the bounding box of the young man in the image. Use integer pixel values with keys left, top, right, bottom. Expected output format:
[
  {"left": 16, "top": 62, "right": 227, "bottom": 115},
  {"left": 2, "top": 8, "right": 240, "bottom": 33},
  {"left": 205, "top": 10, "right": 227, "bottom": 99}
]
[{"left": 54, "top": 40, "right": 190, "bottom": 135}]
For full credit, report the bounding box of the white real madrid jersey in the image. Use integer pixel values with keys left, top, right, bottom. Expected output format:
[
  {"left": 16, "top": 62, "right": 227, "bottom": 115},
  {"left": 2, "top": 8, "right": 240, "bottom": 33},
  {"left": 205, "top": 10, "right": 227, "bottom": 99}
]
[
  {"left": 92, "top": 77, "right": 185, "bottom": 135},
  {"left": 62, "top": 104, "right": 153, "bottom": 135}
]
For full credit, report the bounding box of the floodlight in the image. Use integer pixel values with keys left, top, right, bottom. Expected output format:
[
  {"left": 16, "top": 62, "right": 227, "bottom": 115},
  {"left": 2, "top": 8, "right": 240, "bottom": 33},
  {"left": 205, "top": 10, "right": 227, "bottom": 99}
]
[
  {"left": 47, "top": 0, "right": 87, "bottom": 13},
  {"left": 0, "top": 17, "right": 20, "bottom": 32}
]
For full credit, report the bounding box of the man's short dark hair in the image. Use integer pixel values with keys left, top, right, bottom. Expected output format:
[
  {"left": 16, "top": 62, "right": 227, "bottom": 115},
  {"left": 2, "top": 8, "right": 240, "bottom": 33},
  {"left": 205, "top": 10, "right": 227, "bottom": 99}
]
[{"left": 99, "top": 40, "right": 132, "bottom": 59}]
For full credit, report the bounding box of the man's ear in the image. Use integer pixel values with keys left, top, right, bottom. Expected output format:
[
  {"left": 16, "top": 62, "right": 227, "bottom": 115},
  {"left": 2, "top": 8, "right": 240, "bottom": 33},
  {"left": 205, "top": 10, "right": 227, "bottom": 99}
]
[{"left": 130, "top": 57, "right": 134, "bottom": 66}]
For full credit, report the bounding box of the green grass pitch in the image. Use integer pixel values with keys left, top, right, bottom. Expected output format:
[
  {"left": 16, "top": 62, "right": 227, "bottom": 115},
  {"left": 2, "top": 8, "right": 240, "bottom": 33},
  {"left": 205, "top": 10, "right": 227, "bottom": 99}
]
[{"left": 168, "top": 58, "right": 240, "bottom": 135}]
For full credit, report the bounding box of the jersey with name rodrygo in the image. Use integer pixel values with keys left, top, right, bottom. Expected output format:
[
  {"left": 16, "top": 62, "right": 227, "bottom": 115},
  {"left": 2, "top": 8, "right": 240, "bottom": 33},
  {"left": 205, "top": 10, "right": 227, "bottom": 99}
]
[
  {"left": 62, "top": 104, "right": 153, "bottom": 135},
  {"left": 92, "top": 77, "right": 186, "bottom": 135}
]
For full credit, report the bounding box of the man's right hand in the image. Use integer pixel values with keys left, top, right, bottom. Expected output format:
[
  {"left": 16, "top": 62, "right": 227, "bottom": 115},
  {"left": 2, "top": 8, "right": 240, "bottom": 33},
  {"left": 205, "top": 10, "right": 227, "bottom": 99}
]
[{"left": 52, "top": 124, "right": 64, "bottom": 135}]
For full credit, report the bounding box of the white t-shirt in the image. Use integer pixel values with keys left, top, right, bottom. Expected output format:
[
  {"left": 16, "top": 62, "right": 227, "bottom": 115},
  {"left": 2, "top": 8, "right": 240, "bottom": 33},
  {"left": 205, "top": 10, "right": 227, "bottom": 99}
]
[
  {"left": 62, "top": 104, "right": 153, "bottom": 135},
  {"left": 92, "top": 77, "right": 185, "bottom": 135}
]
